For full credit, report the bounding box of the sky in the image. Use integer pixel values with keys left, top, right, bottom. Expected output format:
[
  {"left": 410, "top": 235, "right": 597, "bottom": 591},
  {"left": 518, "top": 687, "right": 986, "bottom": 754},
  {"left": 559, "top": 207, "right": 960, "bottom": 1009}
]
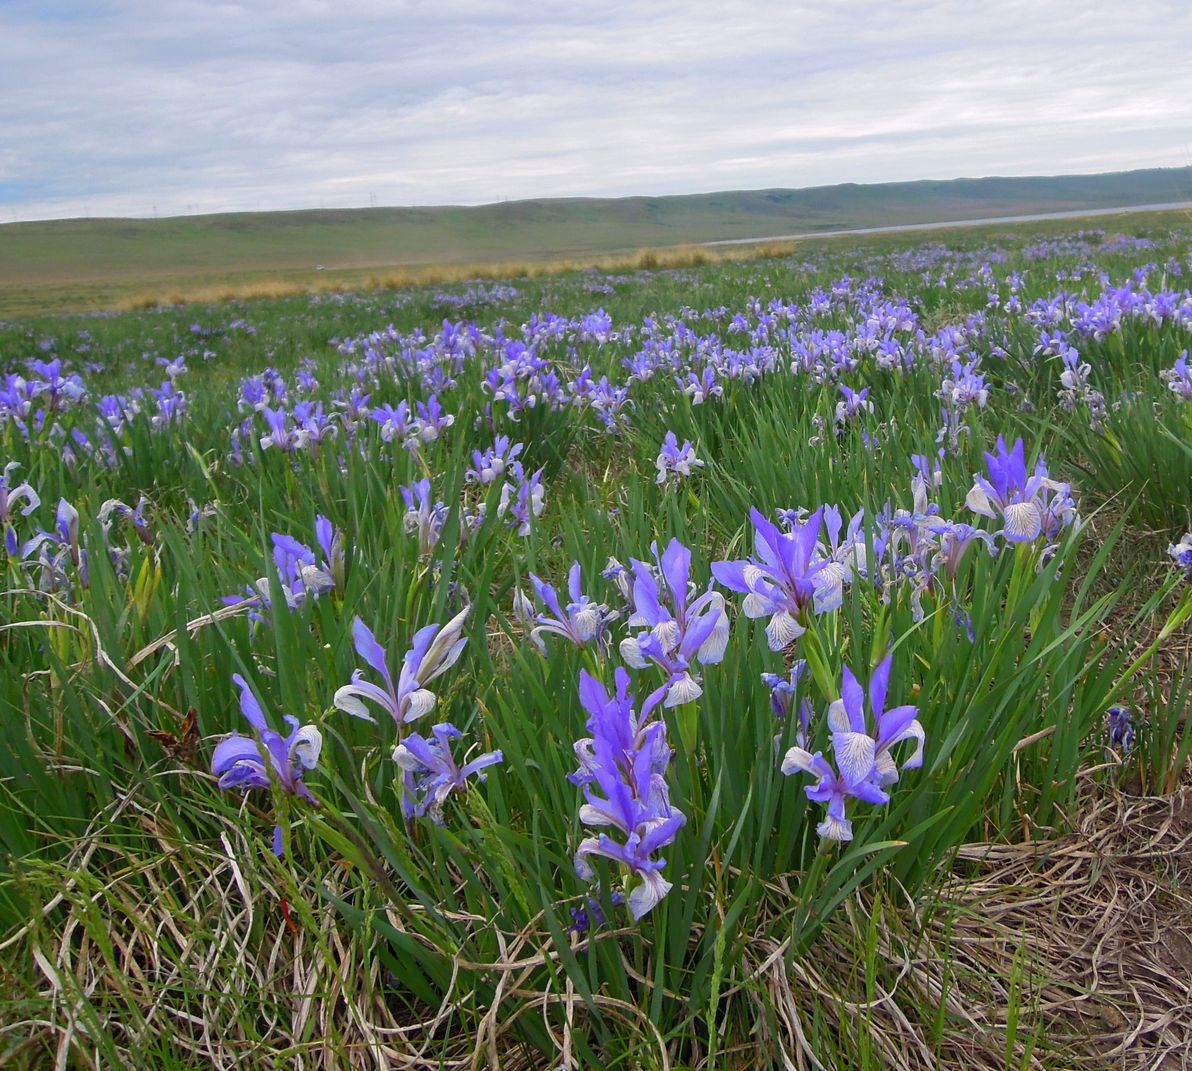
[{"left": 2, "top": 0, "right": 1190, "bottom": 222}]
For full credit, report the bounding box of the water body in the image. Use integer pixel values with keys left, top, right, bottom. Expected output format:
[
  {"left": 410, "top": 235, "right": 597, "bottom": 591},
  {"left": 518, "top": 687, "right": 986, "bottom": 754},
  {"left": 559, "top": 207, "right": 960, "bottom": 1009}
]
[{"left": 701, "top": 201, "right": 1192, "bottom": 247}]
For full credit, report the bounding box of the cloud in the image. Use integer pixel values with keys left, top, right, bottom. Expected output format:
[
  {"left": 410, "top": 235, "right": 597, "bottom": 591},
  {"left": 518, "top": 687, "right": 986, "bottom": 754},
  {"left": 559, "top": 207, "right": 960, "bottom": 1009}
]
[{"left": 1, "top": 0, "right": 1190, "bottom": 220}]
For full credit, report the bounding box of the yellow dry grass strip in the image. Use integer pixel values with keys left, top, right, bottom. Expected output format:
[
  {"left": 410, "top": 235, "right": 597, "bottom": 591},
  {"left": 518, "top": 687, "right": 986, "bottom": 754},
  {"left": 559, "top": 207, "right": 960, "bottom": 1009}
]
[{"left": 111, "top": 242, "right": 799, "bottom": 313}]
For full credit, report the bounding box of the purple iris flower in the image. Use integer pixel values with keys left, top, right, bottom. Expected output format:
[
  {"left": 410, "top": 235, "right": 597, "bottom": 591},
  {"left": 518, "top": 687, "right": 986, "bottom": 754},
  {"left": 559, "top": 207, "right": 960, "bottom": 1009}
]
[
  {"left": 314, "top": 514, "right": 345, "bottom": 592},
  {"left": 333, "top": 609, "right": 469, "bottom": 728},
  {"left": 371, "top": 401, "right": 418, "bottom": 449},
  {"left": 26, "top": 358, "right": 86, "bottom": 410},
  {"left": 1105, "top": 706, "right": 1136, "bottom": 753},
  {"left": 712, "top": 507, "right": 837, "bottom": 651},
  {"left": 334, "top": 387, "right": 372, "bottom": 428},
  {"left": 524, "top": 562, "right": 616, "bottom": 655},
  {"left": 392, "top": 722, "right": 503, "bottom": 823},
  {"left": 239, "top": 375, "right": 269, "bottom": 411},
  {"left": 400, "top": 479, "right": 446, "bottom": 555},
  {"left": 588, "top": 377, "right": 631, "bottom": 432},
  {"left": 966, "top": 437, "right": 1077, "bottom": 544},
  {"left": 818, "top": 504, "right": 868, "bottom": 606},
  {"left": 571, "top": 669, "right": 686, "bottom": 920},
  {"left": 149, "top": 380, "right": 186, "bottom": 426},
  {"left": 497, "top": 463, "right": 545, "bottom": 536},
  {"left": 654, "top": 431, "right": 704, "bottom": 485},
  {"left": 1059, "top": 348, "right": 1091, "bottom": 393},
  {"left": 1169, "top": 532, "right": 1192, "bottom": 580},
  {"left": 620, "top": 539, "right": 728, "bottom": 707},
  {"left": 764, "top": 661, "right": 812, "bottom": 759},
  {"left": 96, "top": 393, "right": 138, "bottom": 434},
  {"left": 1, "top": 462, "right": 39, "bottom": 556},
  {"left": 466, "top": 435, "right": 524, "bottom": 485},
  {"left": 780, "top": 747, "right": 889, "bottom": 842},
  {"left": 826, "top": 655, "right": 924, "bottom": 789},
  {"left": 157, "top": 355, "right": 188, "bottom": 378},
  {"left": 1162, "top": 351, "right": 1192, "bottom": 401},
  {"left": 0, "top": 373, "right": 38, "bottom": 423},
  {"left": 601, "top": 556, "right": 633, "bottom": 603},
  {"left": 910, "top": 450, "right": 944, "bottom": 489},
  {"left": 681, "top": 366, "right": 722, "bottom": 405},
  {"left": 259, "top": 406, "right": 298, "bottom": 453},
  {"left": 835, "top": 384, "right": 873, "bottom": 426},
  {"left": 21, "top": 498, "right": 88, "bottom": 592},
  {"left": 762, "top": 660, "right": 808, "bottom": 722},
  {"left": 98, "top": 496, "right": 154, "bottom": 546},
  {"left": 413, "top": 394, "right": 455, "bottom": 444},
  {"left": 292, "top": 401, "right": 338, "bottom": 453},
  {"left": 212, "top": 673, "right": 322, "bottom": 856},
  {"left": 268, "top": 531, "right": 335, "bottom": 607},
  {"left": 569, "top": 891, "right": 625, "bottom": 934},
  {"left": 926, "top": 519, "right": 997, "bottom": 583}
]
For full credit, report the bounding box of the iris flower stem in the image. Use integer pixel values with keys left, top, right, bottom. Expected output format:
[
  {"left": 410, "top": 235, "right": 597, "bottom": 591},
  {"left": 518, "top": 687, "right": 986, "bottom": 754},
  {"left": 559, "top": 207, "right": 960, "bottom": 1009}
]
[
  {"left": 1003, "top": 541, "right": 1035, "bottom": 621},
  {"left": 674, "top": 700, "right": 699, "bottom": 758},
  {"left": 800, "top": 627, "right": 836, "bottom": 702},
  {"left": 789, "top": 842, "right": 834, "bottom": 955},
  {"left": 579, "top": 648, "right": 603, "bottom": 680}
]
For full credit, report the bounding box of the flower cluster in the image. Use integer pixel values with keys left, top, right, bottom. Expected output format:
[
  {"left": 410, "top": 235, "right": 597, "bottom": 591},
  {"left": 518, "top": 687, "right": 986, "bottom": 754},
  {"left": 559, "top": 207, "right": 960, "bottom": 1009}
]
[
  {"left": 619, "top": 539, "right": 728, "bottom": 707},
  {"left": 523, "top": 562, "right": 617, "bottom": 656},
  {"left": 570, "top": 669, "right": 685, "bottom": 919},
  {"left": 212, "top": 606, "right": 495, "bottom": 851},
  {"left": 782, "top": 656, "right": 923, "bottom": 841},
  {"left": 965, "top": 436, "right": 1076, "bottom": 546},
  {"left": 654, "top": 431, "right": 704, "bottom": 485},
  {"left": 712, "top": 507, "right": 849, "bottom": 651},
  {"left": 333, "top": 609, "right": 469, "bottom": 728},
  {"left": 212, "top": 674, "right": 323, "bottom": 856}
]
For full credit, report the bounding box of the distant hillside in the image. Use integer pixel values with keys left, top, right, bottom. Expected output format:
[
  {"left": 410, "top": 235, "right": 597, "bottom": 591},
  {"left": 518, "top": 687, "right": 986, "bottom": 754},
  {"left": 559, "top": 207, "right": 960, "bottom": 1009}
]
[{"left": 1, "top": 166, "right": 1190, "bottom": 315}]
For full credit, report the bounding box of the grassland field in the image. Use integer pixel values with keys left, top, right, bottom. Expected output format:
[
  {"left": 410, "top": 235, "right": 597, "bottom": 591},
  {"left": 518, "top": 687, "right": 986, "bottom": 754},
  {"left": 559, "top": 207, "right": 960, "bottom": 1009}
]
[
  {"left": 1, "top": 208, "right": 1191, "bottom": 1069},
  {"left": 2, "top": 165, "right": 1190, "bottom": 317}
]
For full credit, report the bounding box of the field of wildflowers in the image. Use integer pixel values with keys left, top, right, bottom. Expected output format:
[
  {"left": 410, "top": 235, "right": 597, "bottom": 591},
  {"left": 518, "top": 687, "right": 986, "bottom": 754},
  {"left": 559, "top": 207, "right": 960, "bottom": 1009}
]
[{"left": 2, "top": 221, "right": 1191, "bottom": 1069}]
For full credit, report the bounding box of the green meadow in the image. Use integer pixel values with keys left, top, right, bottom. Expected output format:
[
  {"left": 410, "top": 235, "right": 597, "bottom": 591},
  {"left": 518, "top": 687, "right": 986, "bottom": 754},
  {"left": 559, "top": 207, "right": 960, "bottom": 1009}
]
[{"left": 1, "top": 213, "right": 1191, "bottom": 1069}]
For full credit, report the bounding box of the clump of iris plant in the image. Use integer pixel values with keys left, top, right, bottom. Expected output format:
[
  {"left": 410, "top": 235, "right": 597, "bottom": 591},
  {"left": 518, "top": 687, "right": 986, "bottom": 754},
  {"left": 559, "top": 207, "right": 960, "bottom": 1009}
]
[
  {"left": 0, "top": 462, "right": 39, "bottom": 557},
  {"left": 497, "top": 462, "right": 545, "bottom": 535},
  {"left": 212, "top": 673, "right": 323, "bottom": 856},
  {"left": 20, "top": 498, "right": 88, "bottom": 593},
  {"left": 336, "top": 610, "right": 499, "bottom": 824},
  {"left": 570, "top": 669, "right": 685, "bottom": 920},
  {"left": 400, "top": 479, "right": 446, "bottom": 556},
  {"left": 221, "top": 519, "right": 341, "bottom": 631},
  {"left": 466, "top": 435, "right": 524, "bottom": 485},
  {"left": 334, "top": 608, "right": 470, "bottom": 729},
  {"left": 266, "top": 527, "right": 338, "bottom": 606},
  {"left": 712, "top": 506, "right": 840, "bottom": 652},
  {"left": 619, "top": 538, "right": 728, "bottom": 707},
  {"left": 522, "top": 562, "right": 617, "bottom": 656},
  {"left": 781, "top": 655, "right": 924, "bottom": 842},
  {"left": 1160, "top": 350, "right": 1191, "bottom": 401},
  {"left": 965, "top": 436, "right": 1076, "bottom": 545},
  {"left": 654, "top": 431, "right": 704, "bottom": 486},
  {"left": 392, "top": 722, "right": 503, "bottom": 823}
]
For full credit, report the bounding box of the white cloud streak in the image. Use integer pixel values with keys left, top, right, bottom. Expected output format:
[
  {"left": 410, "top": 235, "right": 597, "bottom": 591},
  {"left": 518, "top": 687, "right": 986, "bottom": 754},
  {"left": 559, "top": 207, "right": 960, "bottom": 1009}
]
[{"left": 1, "top": 0, "right": 1190, "bottom": 220}]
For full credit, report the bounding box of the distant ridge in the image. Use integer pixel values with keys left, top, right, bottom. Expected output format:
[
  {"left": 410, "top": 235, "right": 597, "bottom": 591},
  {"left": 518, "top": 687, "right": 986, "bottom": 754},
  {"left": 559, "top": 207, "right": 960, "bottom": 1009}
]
[{"left": 1, "top": 166, "right": 1189, "bottom": 314}]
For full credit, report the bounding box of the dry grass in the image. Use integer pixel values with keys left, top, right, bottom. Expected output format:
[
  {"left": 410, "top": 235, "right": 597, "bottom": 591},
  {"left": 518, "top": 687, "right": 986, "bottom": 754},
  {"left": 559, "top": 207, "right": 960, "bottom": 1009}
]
[
  {"left": 726, "top": 767, "right": 1192, "bottom": 1071},
  {"left": 109, "top": 242, "right": 797, "bottom": 314},
  {"left": 4, "top": 760, "right": 1190, "bottom": 1070}
]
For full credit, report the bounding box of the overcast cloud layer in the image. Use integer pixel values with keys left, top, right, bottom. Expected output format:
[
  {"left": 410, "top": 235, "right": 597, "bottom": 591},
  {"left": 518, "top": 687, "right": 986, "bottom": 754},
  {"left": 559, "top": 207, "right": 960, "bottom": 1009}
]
[{"left": 2, "top": 0, "right": 1190, "bottom": 222}]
